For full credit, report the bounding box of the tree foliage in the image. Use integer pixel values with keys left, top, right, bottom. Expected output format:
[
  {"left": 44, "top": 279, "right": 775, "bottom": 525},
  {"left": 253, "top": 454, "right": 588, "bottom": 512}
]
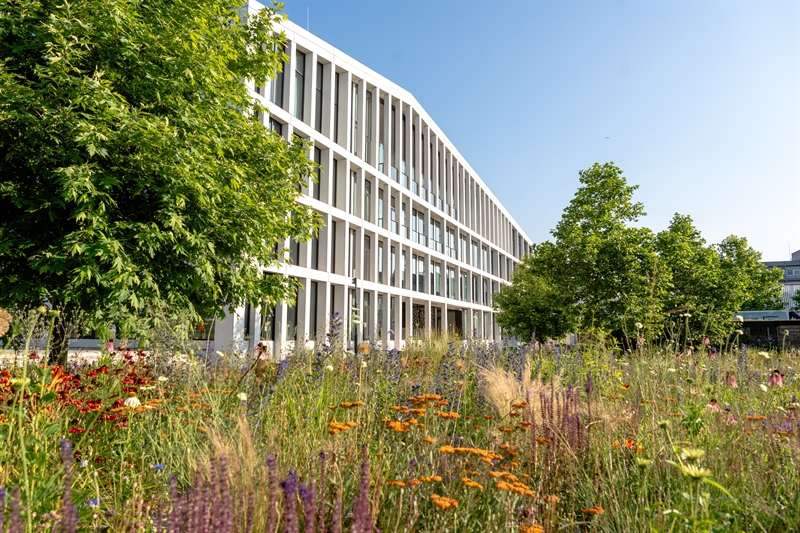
[
  {"left": 0, "top": 0, "right": 319, "bottom": 337},
  {"left": 494, "top": 162, "right": 783, "bottom": 343}
]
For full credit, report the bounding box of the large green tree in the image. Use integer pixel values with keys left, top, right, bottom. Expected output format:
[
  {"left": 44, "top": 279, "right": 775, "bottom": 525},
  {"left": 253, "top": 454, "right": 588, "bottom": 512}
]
[
  {"left": 495, "top": 163, "right": 783, "bottom": 343},
  {"left": 0, "top": 0, "right": 319, "bottom": 341}
]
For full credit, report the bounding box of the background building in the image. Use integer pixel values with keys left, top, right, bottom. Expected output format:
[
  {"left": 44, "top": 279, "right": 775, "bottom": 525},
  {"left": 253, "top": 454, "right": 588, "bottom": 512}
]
[
  {"left": 215, "top": 2, "right": 533, "bottom": 353},
  {"left": 763, "top": 249, "right": 800, "bottom": 310}
]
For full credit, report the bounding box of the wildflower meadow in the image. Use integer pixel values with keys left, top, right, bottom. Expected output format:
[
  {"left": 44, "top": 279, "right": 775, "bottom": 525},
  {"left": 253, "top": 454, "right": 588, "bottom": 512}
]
[{"left": 0, "top": 309, "right": 799, "bottom": 532}]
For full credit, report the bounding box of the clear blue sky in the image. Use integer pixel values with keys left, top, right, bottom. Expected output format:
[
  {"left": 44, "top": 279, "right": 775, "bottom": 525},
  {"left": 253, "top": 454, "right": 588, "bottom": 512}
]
[{"left": 280, "top": 0, "right": 799, "bottom": 262}]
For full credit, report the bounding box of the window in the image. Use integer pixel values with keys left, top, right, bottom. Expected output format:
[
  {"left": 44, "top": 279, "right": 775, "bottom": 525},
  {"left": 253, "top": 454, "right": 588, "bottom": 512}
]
[
  {"left": 390, "top": 105, "right": 397, "bottom": 181},
  {"left": 391, "top": 246, "right": 396, "bottom": 286},
  {"left": 446, "top": 228, "right": 456, "bottom": 259},
  {"left": 310, "top": 234, "right": 319, "bottom": 270},
  {"left": 351, "top": 82, "right": 359, "bottom": 155},
  {"left": 268, "top": 46, "right": 285, "bottom": 107},
  {"left": 401, "top": 202, "right": 408, "bottom": 238},
  {"left": 378, "top": 241, "right": 384, "bottom": 284},
  {"left": 430, "top": 261, "right": 442, "bottom": 296},
  {"left": 312, "top": 147, "right": 321, "bottom": 200},
  {"left": 365, "top": 91, "right": 373, "bottom": 164},
  {"left": 286, "top": 283, "right": 299, "bottom": 341},
  {"left": 268, "top": 118, "right": 283, "bottom": 136},
  {"left": 459, "top": 235, "right": 467, "bottom": 264},
  {"left": 461, "top": 272, "right": 468, "bottom": 301},
  {"left": 334, "top": 72, "right": 340, "bottom": 143},
  {"left": 309, "top": 281, "right": 319, "bottom": 338},
  {"left": 378, "top": 188, "right": 385, "bottom": 228},
  {"left": 350, "top": 172, "right": 358, "bottom": 216},
  {"left": 401, "top": 251, "right": 407, "bottom": 288},
  {"left": 350, "top": 228, "right": 357, "bottom": 277},
  {"left": 411, "top": 254, "right": 422, "bottom": 292},
  {"left": 377, "top": 295, "right": 384, "bottom": 338},
  {"left": 364, "top": 180, "right": 372, "bottom": 223},
  {"left": 430, "top": 220, "right": 442, "bottom": 253},
  {"left": 290, "top": 237, "right": 300, "bottom": 266},
  {"left": 315, "top": 62, "right": 323, "bottom": 132},
  {"left": 378, "top": 98, "right": 385, "bottom": 172},
  {"left": 482, "top": 247, "right": 489, "bottom": 272},
  {"left": 294, "top": 51, "right": 305, "bottom": 119},
  {"left": 483, "top": 279, "right": 489, "bottom": 305},
  {"left": 331, "top": 221, "right": 337, "bottom": 273},
  {"left": 364, "top": 235, "right": 371, "bottom": 280},
  {"left": 390, "top": 196, "right": 397, "bottom": 234},
  {"left": 412, "top": 210, "right": 426, "bottom": 246},
  {"left": 446, "top": 267, "right": 456, "bottom": 299},
  {"left": 331, "top": 160, "right": 339, "bottom": 208},
  {"left": 471, "top": 241, "right": 479, "bottom": 268},
  {"left": 472, "top": 276, "right": 479, "bottom": 304}
]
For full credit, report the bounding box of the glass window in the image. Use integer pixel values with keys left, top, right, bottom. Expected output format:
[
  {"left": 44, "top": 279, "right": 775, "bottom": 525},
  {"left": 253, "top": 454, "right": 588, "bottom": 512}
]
[
  {"left": 401, "top": 251, "right": 407, "bottom": 289},
  {"left": 378, "top": 188, "right": 385, "bottom": 228},
  {"left": 364, "top": 235, "right": 371, "bottom": 281},
  {"left": 350, "top": 172, "right": 358, "bottom": 216},
  {"left": 351, "top": 82, "right": 359, "bottom": 155},
  {"left": 378, "top": 241, "right": 384, "bottom": 284},
  {"left": 350, "top": 229, "right": 357, "bottom": 277},
  {"left": 365, "top": 91, "right": 373, "bottom": 164},
  {"left": 334, "top": 72, "right": 339, "bottom": 143},
  {"left": 390, "top": 196, "right": 397, "bottom": 233},
  {"left": 315, "top": 62, "right": 323, "bottom": 132},
  {"left": 312, "top": 147, "right": 321, "bottom": 200},
  {"left": 391, "top": 246, "right": 396, "bottom": 286},
  {"left": 364, "top": 180, "right": 372, "bottom": 223},
  {"left": 294, "top": 51, "right": 305, "bottom": 119}
]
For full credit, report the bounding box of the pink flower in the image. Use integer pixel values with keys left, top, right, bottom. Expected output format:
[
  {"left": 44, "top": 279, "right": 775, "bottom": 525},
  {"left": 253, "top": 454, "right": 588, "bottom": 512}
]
[
  {"left": 702, "top": 335, "right": 710, "bottom": 346},
  {"left": 725, "top": 372, "right": 738, "bottom": 388},
  {"left": 767, "top": 371, "right": 784, "bottom": 387},
  {"left": 708, "top": 399, "right": 721, "bottom": 412},
  {"left": 724, "top": 413, "right": 738, "bottom": 426}
]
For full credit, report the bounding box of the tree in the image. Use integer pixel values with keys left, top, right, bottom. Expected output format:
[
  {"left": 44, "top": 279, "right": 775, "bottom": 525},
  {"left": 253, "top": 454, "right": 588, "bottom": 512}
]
[
  {"left": 655, "top": 216, "right": 783, "bottom": 341},
  {"left": 494, "top": 242, "right": 576, "bottom": 342},
  {"left": 0, "top": 0, "right": 319, "bottom": 350},
  {"left": 494, "top": 163, "right": 783, "bottom": 343},
  {"left": 548, "top": 162, "right": 659, "bottom": 333},
  {"left": 495, "top": 163, "right": 658, "bottom": 340}
]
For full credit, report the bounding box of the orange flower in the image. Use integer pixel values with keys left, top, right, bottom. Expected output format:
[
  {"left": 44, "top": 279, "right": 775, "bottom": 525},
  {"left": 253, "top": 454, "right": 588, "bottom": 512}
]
[
  {"left": 536, "top": 438, "right": 551, "bottom": 445},
  {"left": 612, "top": 440, "right": 621, "bottom": 450},
  {"left": 386, "top": 480, "right": 406, "bottom": 487},
  {"left": 430, "top": 494, "right": 458, "bottom": 510},
  {"left": 581, "top": 505, "right": 605, "bottom": 515},
  {"left": 423, "top": 436, "right": 435, "bottom": 443},
  {"left": 434, "top": 411, "right": 460, "bottom": 419},
  {"left": 624, "top": 439, "right": 635, "bottom": 449},
  {"left": 461, "top": 477, "right": 484, "bottom": 490},
  {"left": 339, "top": 401, "right": 365, "bottom": 408},
  {"left": 419, "top": 475, "right": 442, "bottom": 483},
  {"left": 544, "top": 495, "right": 559, "bottom": 504},
  {"left": 519, "top": 525, "right": 543, "bottom": 533}
]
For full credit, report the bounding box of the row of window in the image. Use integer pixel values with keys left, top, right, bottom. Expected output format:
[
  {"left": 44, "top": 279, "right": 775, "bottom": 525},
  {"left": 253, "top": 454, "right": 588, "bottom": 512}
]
[{"left": 255, "top": 42, "right": 531, "bottom": 260}]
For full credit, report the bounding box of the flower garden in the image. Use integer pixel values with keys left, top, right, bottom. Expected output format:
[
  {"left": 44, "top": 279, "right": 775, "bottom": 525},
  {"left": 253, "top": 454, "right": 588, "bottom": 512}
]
[{"left": 0, "top": 310, "right": 799, "bottom": 532}]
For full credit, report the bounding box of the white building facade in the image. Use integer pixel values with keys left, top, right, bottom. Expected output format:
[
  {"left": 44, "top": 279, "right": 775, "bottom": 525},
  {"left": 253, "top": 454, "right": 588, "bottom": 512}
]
[{"left": 215, "top": 2, "right": 533, "bottom": 353}]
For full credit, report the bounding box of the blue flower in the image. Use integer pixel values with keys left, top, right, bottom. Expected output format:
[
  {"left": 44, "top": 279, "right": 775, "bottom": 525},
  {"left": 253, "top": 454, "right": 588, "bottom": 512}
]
[
  {"left": 153, "top": 463, "right": 165, "bottom": 471},
  {"left": 88, "top": 498, "right": 101, "bottom": 508}
]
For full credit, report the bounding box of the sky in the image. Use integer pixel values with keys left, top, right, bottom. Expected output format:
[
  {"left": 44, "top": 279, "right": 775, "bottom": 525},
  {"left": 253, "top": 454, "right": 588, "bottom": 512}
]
[{"left": 280, "top": 0, "right": 800, "bottom": 262}]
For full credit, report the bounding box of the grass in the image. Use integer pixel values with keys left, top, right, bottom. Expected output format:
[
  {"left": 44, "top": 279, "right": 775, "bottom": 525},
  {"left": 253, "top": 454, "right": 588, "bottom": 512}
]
[{"left": 0, "top": 311, "right": 799, "bottom": 532}]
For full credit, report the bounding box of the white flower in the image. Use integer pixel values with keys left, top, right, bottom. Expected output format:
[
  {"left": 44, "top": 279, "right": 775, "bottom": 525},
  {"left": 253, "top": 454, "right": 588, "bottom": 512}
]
[
  {"left": 667, "top": 368, "right": 676, "bottom": 373},
  {"left": 735, "top": 330, "right": 744, "bottom": 335},
  {"left": 361, "top": 361, "right": 367, "bottom": 368},
  {"left": 236, "top": 392, "right": 248, "bottom": 402},
  {"left": 759, "top": 383, "right": 769, "bottom": 392},
  {"left": 139, "top": 385, "right": 156, "bottom": 391},
  {"left": 759, "top": 351, "right": 771, "bottom": 360},
  {"left": 635, "top": 322, "right": 643, "bottom": 329},
  {"left": 157, "top": 376, "right": 168, "bottom": 382},
  {"left": 124, "top": 397, "right": 141, "bottom": 408},
  {"left": 733, "top": 315, "right": 744, "bottom": 322},
  {"left": 325, "top": 365, "right": 334, "bottom": 372},
  {"left": 684, "top": 313, "right": 692, "bottom": 318},
  {"left": 216, "top": 351, "right": 226, "bottom": 357},
  {"left": 80, "top": 459, "right": 89, "bottom": 468}
]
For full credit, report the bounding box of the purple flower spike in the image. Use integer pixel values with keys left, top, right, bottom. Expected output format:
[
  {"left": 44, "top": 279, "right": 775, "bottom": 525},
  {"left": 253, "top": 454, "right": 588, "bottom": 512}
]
[
  {"left": 281, "top": 471, "right": 299, "bottom": 533},
  {"left": 352, "top": 445, "right": 372, "bottom": 533}
]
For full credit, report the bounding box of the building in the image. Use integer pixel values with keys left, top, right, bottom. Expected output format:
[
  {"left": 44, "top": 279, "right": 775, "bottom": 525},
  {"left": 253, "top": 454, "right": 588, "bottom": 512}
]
[
  {"left": 763, "top": 249, "right": 800, "bottom": 309},
  {"left": 214, "top": 1, "right": 533, "bottom": 354}
]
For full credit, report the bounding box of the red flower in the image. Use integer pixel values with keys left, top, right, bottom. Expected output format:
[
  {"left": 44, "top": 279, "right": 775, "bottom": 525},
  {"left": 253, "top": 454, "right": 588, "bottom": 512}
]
[{"left": 68, "top": 427, "right": 86, "bottom": 434}]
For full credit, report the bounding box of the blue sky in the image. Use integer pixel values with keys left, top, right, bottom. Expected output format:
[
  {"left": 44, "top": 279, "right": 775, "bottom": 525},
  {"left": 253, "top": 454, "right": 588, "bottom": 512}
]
[{"left": 281, "top": 0, "right": 799, "bottom": 262}]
